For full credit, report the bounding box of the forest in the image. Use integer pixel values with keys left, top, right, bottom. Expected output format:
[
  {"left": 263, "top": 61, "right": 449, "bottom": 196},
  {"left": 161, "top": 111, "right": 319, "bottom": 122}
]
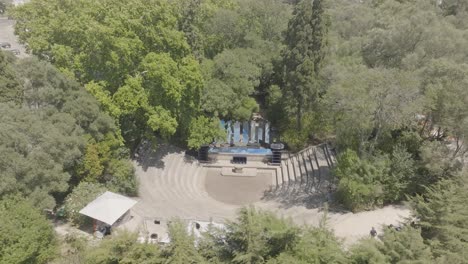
[{"left": 1, "top": 0, "right": 468, "bottom": 263}]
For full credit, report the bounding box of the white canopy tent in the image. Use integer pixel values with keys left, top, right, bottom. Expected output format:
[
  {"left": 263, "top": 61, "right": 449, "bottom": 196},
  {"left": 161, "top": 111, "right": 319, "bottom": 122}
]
[{"left": 79, "top": 191, "right": 138, "bottom": 226}]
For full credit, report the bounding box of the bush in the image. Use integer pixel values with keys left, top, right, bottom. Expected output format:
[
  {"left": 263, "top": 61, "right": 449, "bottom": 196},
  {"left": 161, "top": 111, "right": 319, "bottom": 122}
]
[
  {"left": 383, "top": 144, "right": 415, "bottom": 202},
  {"left": 105, "top": 159, "right": 137, "bottom": 196},
  {"left": 84, "top": 231, "right": 161, "bottom": 264},
  {"left": 336, "top": 177, "right": 383, "bottom": 212},
  {"left": 349, "top": 238, "right": 387, "bottom": 264},
  {"left": 63, "top": 182, "right": 106, "bottom": 226},
  {"left": 334, "top": 147, "right": 419, "bottom": 211},
  {"left": 187, "top": 116, "right": 226, "bottom": 150},
  {"left": 334, "top": 150, "right": 386, "bottom": 211},
  {"left": 282, "top": 128, "right": 308, "bottom": 151}
]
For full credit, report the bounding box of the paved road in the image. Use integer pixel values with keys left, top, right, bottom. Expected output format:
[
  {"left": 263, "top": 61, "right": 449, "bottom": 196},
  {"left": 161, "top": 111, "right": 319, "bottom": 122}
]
[{"left": 0, "top": 16, "right": 28, "bottom": 58}]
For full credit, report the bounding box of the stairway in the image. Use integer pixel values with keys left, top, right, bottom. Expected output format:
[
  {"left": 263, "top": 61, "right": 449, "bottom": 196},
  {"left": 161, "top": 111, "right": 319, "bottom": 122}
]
[{"left": 274, "top": 144, "right": 336, "bottom": 193}]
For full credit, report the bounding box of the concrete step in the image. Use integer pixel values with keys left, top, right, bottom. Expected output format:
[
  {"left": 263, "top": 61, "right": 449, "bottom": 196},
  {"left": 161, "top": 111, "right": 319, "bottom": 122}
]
[
  {"left": 291, "top": 155, "right": 302, "bottom": 184},
  {"left": 300, "top": 151, "right": 314, "bottom": 187},
  {"left": 281, "top": 160, "right": 290, "bottom": 184}
]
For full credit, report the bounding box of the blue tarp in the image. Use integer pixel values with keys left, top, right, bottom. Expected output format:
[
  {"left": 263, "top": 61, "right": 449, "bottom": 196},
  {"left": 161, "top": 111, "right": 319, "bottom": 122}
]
[
  {"left": 209, "top": 147, "right": 272, "bottom": 155},
  {"left": 220, "top": 119, "right": 272, "bottom": 145},
  {"left": 233, "top": 122, "right": 241, "bottom": 144},
  {"left": 226, "top": 121, "right": 232, "bottom": 144},
  {"left": 242, "top": 121, "right": 249, "bottom": 143},
  {"left": 258, "top": 127, "right": 263, "bottom": 142}
]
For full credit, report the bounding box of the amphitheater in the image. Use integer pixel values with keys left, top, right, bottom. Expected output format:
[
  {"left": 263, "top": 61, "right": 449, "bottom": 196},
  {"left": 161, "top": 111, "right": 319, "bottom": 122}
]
[{"left": 122, "top": 143, "right": 410, "bottom": 246}]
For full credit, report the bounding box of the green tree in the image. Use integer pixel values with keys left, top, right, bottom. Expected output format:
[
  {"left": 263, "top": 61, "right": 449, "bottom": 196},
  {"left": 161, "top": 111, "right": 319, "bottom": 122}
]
[
  {"left": 349, "top": 227, "right": 434, "bottom": 264},
  {"left": 222, "top": 207, "right": 300, "bottom": 263},
  {"left": 0, "top": 198, "right": 57, "bottom": 264},
  {"left": 420, "top": 59, "right": 468, "bottom": 158},
  {"left": 333, "top": 149, "right": 388, "bottom": 211},
  {"left": 201, "top": 48, "right": 261, "bottom": 120},
  {"left": 79, "top": 141, "right": 105, "bottom": 182},
  {"left": 326, "top": 67, "right": 421, "bottom": 153},
  {"left": 411, "top": 173, "right": 468, "bottom": 261},
  {"left": 349, "top": 238, "right": 388, "bottom": 264},
  {"left": 63, "top": 182, "right": 107, "bottom": 226},
  {"left": 105, "top": 158, "right": 137, "bottom": 196},
  {"left": 85, "top": 231, "right": 162, "bottom": 264},
  {"left": 0, "top": 51, "right": 21, "bottom": 104},
  {"left": 383, "top": 145, "right": 416, "bottom": 202},
  {"left": 187, "top": 116, "right": 226, "bottom": 150},
  {"left": 0, "top": 106, "right": 76, "bottom": 209},
  {"left": 268, "top": 227, "right": 346, "bottom": 264},
  {"left": 281, "top": 0, "right": 329, "bottom": 130},
  {"left": 0, "top": 57, "right": 133, "bottom": 209},
  {"left": 12, "top": 0, "right": 204, "bottom": 147},
  {"left": 163, "top": 220, "right": 205, "bottom": 263}
]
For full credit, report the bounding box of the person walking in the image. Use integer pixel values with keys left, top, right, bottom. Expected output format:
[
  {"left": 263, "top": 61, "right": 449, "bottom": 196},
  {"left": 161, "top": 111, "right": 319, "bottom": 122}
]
[{"left": 370, "top": 227, "right": 377, "bottom": 237}]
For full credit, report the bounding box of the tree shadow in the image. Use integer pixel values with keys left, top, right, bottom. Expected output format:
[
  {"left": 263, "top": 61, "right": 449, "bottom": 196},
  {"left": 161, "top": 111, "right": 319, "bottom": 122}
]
[
  {"left": 183, "top": 149, "right": 198, "bottom": 164},
  {"left": 261, "top": 165, "right": 347, "bottom": 214},
  {"left": 135, "top": 143, "right": 182, "bottom": 171}
]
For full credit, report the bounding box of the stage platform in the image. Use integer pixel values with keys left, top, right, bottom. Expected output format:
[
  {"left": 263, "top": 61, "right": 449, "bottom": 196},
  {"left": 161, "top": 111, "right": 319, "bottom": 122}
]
[{"left": 221, "top": 167, "right": 257, "bottom": 177}]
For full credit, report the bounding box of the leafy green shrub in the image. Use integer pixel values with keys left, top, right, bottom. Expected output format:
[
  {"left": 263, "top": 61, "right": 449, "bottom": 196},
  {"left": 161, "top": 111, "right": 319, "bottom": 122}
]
[
  {"left": 336, "top": 177, "right": 383, "bottom": 212},
  {"left": 85, "top": 231, "right": 161, "bottom": 264},
  {"left": 396, "top": 131, "right": 423, "bottom": 157},
  {"left": 63, "top": 182, "right": 106, "bottom": 226},
  {"left": 334, "top": 147, "right": 419, "bottom": 211},
  {"left": 224, "top": 207, "right": 301, "bottom": 262},
  {"left": 105, "top": 159, "right": 137, "bottom": 196},
  {"left": 349, "top": 227, "right": 434, "bottom": 264},
  {"left": 383, "top": 145, "right": 415, "bottom": 202},
  {"left": 187, "top": 116, "right": 226, "bottom": 150},
  {"left": 379, "top": 227, "right": 433, "bottom": 263},
  {"left": 282, "top": 126, "right": 308, "bottom": 151},
  {"left": 334, "top": 150, "right": 385, "bottom": 211},
  {"left": 349, "top": 238, "right": 387, "bottom": 264},
  {"left": 411, "top": 173, "right": 468, "bottom": 260}
]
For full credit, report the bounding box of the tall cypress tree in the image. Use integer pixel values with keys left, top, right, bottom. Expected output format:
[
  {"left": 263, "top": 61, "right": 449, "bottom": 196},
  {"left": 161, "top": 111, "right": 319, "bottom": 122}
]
[{"left": 281, "top": 0, "right": 329, "bottom": 130}]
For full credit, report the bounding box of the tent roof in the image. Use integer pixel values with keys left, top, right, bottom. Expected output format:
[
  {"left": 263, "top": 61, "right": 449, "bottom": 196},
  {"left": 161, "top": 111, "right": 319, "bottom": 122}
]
[{"left": 79, "top": 191, "right": 137, "bottom": 225}]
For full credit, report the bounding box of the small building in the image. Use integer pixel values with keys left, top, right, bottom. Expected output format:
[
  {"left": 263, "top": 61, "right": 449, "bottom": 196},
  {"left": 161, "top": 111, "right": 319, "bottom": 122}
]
[{"left": 79, "top": 191, "right": 138, "bottom": 237}]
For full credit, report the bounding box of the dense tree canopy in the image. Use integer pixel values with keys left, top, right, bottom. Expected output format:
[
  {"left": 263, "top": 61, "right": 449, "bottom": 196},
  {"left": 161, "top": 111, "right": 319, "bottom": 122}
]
[
  {"left": 2, "top": 0, "right": 468, "bottom": 262},
  {"left": 11, "top": 0, "right": 204, "bottom": 147},
  {"left": 0, "top": 53, "right": 135, "bottom": 210},
  {"left": 0, "top": 198, "right": 57, "bottom": 264}
]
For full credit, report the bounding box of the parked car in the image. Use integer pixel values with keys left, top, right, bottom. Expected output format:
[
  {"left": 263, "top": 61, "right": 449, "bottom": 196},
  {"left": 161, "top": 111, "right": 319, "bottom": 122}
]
[{"left": 0, "top": 42, "right": 11, "bottom": 49}]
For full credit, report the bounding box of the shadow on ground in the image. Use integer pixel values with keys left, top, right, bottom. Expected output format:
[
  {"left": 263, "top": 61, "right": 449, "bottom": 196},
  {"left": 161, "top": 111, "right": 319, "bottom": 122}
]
[
  {"left": 136, "top": 143, "right": 182, "bottom": 171},
  {"left": 261, "top": 165, "right": 347, "bottom": 213}
]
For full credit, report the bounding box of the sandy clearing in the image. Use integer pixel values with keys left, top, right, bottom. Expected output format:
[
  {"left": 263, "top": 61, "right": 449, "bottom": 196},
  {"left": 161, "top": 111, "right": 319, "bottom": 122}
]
[{"left": 205, "top": 170, "right": 273, "bottom": 205}]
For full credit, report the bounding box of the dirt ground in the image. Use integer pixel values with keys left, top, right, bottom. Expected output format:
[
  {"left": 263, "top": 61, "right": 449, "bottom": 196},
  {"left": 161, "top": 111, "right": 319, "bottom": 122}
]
[
  {"left": 205, "top": 169, "right": 273, "bottom": 205},
  {"left": 0, "top": 16, "right": 28, "bottom": 58}
]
